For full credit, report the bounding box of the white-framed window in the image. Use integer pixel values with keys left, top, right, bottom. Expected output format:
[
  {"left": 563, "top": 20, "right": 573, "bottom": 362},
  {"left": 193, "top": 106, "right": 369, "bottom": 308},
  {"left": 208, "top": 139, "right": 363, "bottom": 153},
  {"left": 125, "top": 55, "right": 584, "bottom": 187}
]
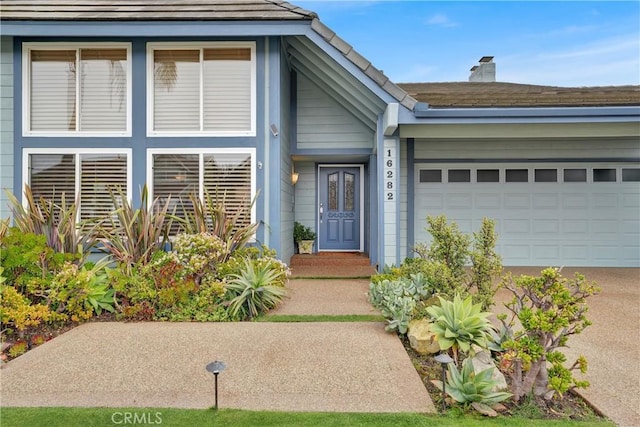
[
  {"left": 22, "top": 43, "right": 132, "bottom": 136},
  {"left": 147, "top": 42, "right": 256, "bottom": 136},
  {"left": 147, "top": 148, "right": 256, "bottom": 232},
  {"left": 23, "top": 148, "right": 132, "bottom": 222}
]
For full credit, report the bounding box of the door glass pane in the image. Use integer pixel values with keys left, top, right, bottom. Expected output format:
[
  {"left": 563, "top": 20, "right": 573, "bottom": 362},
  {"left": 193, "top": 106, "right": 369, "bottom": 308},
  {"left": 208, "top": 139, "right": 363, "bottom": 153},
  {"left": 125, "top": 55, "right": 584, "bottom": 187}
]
[
  {"left": 154, "top": 50, "right": 200, "bottom": 131},
  {"left": 30, "top": 50, "right": 77, "bottom": 131},
  {"left": 328, "top": 172, "right": 338, "bottom": 211},
  {"left": 344, "top": 172, "right": 354, "bottom": 211}
]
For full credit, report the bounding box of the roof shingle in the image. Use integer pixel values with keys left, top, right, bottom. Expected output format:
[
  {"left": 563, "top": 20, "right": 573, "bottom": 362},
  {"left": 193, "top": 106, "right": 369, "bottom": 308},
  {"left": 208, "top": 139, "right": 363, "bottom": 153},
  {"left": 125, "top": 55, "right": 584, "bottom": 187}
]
[
  {"left": 398, "top": 82, "right": 640, "bottom": 108},
  {"left": 0, "top": 0, "right": 317, "bottom": 21}
]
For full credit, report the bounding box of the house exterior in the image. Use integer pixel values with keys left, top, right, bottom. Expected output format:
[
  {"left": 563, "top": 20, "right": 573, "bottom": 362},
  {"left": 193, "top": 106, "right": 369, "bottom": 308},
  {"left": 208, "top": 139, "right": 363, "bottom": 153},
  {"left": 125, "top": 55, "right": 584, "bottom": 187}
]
[{"left": 1, "top": 1, "right": 639, "bottom": 268}]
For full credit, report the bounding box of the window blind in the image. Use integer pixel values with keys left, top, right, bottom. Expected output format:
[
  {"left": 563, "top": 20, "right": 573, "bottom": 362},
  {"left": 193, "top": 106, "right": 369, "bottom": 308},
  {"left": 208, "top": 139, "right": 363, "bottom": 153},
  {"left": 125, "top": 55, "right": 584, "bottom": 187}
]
[
  {"left": 203, "top": 153, "right": 252, "bottom": 229},
  {"left": 30, "top": 50, "right": 76, "bottom": 131},
  {"left": 80, "top": 49, "right": 127, "bottom": 131},
  {"left": 80, "top": 153, "right": 127, "bottom": 222},
  {"left": 153, "top": 50, "right": 200, "bottom": 131},
  {"left": 153, "top": 154, "right": 199, "bottom": 233},
  {"left": 29, "top": 153, "right": 76, "bottom": 208}
]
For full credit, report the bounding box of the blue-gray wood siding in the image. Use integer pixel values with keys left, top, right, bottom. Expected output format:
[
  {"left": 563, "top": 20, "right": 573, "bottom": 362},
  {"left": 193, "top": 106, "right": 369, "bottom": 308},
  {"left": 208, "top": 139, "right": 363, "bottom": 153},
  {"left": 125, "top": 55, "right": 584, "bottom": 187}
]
[
  {"left": 279, "top": 52, "right": 294, "bottom": 263},
  {"left": 296, "top": 74, "right": 373, "bottom": 151},
  {"left": 0, "top": 37, "right": 13, "bottom": 220}
]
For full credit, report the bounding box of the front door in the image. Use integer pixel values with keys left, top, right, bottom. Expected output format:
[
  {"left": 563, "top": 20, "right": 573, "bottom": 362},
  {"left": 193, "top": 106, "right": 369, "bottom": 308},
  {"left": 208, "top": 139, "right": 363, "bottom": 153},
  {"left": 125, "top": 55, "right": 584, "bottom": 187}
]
[{"left": 318, "top": 166, "right": 362, "bottom": 251}]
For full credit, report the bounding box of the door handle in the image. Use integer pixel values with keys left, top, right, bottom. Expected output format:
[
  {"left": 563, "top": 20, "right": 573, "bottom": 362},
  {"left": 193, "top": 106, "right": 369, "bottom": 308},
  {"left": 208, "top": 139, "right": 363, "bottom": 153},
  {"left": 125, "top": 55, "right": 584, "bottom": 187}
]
[{"left": 319, "top": 203, "right": 324, "bottom": 223}]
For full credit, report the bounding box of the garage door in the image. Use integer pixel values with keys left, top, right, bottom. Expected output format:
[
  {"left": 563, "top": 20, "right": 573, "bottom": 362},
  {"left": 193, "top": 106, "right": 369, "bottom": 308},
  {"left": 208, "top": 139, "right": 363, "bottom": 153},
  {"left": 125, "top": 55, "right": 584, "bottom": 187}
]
[{"left": 414, "top": 163, "right": 640, "bottom": 267}]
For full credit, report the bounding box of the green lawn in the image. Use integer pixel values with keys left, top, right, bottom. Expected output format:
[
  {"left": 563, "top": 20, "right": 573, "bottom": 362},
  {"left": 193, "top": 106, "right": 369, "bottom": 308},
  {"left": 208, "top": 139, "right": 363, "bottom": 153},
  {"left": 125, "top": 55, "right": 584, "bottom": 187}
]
[{"left": 0, "top": 408, "right": 615, "bottom": 427}]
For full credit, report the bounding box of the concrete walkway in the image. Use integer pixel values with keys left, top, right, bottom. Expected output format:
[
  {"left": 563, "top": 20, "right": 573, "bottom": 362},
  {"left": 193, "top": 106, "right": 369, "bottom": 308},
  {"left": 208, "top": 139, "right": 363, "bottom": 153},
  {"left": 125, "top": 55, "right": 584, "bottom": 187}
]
[{"left": 0, "top": 277, "right": 434, "bottom": 414}]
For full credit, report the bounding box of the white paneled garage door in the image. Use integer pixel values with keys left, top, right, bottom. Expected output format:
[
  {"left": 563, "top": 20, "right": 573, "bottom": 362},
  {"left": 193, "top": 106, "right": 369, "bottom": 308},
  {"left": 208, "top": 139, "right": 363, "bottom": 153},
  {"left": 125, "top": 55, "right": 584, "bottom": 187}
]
[{"left": 414, "top": 163, "right": 640, "bottom": 267}]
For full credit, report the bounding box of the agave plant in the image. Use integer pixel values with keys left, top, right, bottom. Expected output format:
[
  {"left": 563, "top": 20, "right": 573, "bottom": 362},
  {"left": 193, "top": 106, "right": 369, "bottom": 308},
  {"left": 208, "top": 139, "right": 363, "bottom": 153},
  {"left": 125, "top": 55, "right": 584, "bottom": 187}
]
[
  {"left": 5, "top": 186, "right": 98, "bottom": 260},
  {"left": 432, "top": 357, "right": 512, "bottom": 412},
  {"left": 95, "top": 185, "right": 174, "bottom": 271},
  {"left": 179, "top": 189, "right": 259, "bottom": 260},
  {"left": 226, "top": 258, "right": 287, "bottom": 320},
  {"left": 426, "top": 294, "right": 495, "bottom": 364}
]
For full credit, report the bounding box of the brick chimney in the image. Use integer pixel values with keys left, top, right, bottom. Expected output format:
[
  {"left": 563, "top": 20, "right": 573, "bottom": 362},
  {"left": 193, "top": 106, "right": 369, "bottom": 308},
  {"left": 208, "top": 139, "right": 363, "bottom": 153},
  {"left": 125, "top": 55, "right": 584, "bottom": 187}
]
[{"left": 469, "top": 56, "right": 495, "bottom": 82}]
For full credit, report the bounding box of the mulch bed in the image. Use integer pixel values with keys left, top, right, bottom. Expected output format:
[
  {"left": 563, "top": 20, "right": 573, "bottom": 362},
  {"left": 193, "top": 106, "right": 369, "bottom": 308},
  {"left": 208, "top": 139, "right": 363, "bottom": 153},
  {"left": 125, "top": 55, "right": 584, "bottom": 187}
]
[{"left": 400, "top": 334, "right": 606, "bottom": 421}]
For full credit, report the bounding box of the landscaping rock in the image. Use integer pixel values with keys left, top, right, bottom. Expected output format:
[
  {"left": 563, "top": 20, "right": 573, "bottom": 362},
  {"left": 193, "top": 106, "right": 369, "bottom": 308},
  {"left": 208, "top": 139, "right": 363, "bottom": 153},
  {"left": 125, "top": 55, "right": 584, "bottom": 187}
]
[
  {"left": 407, "top": 318, "right": 440, "bottom": 355},
  {"left": 470, "top": 350, "right": 508, "bottom": 391}
]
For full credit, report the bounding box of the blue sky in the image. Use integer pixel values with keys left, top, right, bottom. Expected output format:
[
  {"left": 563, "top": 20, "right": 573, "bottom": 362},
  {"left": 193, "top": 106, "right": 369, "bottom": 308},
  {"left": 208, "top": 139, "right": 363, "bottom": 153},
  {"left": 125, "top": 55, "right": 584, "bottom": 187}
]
[{"left": 296, "top": 1, "right": 640, "bottom": 87}]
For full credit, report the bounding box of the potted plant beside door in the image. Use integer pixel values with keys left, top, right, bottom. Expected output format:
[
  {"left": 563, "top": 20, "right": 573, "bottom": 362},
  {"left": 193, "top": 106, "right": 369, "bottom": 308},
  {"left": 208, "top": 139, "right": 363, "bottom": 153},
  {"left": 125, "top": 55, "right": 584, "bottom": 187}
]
[{"left": 294, "top": 222, "right": 317, "bottom": 254}]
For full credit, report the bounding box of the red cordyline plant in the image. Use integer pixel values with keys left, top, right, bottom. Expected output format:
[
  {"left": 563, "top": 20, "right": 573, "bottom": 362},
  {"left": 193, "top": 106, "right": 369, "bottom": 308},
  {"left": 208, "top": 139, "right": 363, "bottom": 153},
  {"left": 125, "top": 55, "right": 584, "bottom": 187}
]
[
  {"left": 5, "top": 186, "right": 98, "bottom": 261},
  {"left": 95, "top": 185, "right": 174, "bottom": 272}
]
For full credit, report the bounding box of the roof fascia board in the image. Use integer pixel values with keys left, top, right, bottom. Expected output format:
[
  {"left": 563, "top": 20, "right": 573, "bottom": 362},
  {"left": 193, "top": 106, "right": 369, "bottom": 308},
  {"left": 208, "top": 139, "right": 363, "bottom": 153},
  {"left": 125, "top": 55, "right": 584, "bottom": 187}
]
[
  {"left": 304, "top": 28, "right": 412, "bottom": 115},
  {"left": 405, "top": 105, "right": 640, "bottom": 124},
  {"left": 0, "top": 20, "right": 310, "bottom": 37}
]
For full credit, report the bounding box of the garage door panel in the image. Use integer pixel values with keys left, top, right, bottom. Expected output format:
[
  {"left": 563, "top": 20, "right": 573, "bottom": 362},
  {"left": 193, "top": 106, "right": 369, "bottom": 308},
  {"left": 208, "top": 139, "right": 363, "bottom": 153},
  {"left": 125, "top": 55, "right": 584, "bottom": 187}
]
[
  {"left": 503, "top": 219, "right": 530, "bottom": 234},
  {"left": 562, "top": 219, "right": 589, "bottom": 234},
  {"left": 533, "top": 245, "right": 560, "bottom": 262},
  {"left": 414, "top": 163, "right": 639, "bottom": 267},
  {"left": 504, "top": 193, "right": 530, "bottom": 209},
  {"left": 562, "top": 193, "right": 589, "bottom": 209},
  {"left": 592, "top": 193, "right": 618, "bottom": 208},
  {"left": 533, "top": 219, "right": 559, "bottom": 234},
  {"left": 446, "top": 193, "right": 472, "bottom": 209},
  {"left": 533, "top": 193, "right": 560, "bottom": 209}
]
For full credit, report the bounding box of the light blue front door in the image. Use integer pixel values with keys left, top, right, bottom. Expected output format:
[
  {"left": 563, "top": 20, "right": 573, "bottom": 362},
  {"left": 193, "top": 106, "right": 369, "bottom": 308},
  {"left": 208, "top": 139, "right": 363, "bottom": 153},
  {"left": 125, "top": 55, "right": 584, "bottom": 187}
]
[{"left": 319, "top": 166, "right": 361, "bottom": 251}]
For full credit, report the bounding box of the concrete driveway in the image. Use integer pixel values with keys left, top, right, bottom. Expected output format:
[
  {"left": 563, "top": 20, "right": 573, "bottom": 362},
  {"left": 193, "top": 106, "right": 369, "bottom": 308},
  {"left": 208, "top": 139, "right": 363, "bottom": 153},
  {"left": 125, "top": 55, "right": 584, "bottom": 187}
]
[{"left": 497, "top": 267, "right": 640, "bottom": 427}]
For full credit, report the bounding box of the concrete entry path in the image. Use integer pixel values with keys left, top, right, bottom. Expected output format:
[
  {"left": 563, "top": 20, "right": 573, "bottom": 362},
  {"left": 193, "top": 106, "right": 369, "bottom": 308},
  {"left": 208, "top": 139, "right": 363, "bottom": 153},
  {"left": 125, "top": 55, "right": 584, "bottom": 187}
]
[
  {"left": 271, "top": 279, "right": 379, "bottom": 316},
  {"left": 0, "top": 322, "right": 433, "bottom": 413}
]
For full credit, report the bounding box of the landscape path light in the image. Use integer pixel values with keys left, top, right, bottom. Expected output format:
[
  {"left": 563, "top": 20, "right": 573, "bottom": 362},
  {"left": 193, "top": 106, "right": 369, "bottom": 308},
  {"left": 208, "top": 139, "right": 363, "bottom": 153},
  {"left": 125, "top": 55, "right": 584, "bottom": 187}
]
[
  {"left": 434, "top": 353, "right": 454, "bottom": 412},
  {"left": 206, "top": 360, "right": 226, "bottom": 410}
]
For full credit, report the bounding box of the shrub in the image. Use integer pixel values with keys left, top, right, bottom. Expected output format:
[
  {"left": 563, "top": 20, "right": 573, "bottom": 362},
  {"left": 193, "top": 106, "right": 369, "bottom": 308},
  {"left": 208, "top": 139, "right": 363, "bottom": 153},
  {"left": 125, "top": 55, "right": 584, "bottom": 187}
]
[
  {"left": 499, "top": 267, "right": 599, "bottom": 401},
  {"left": 293, "top": 221, "right": 316, "bottom": 242},
  {"left": 95, "top": 186, "right": 174, "bottom": 272},
  {"left": 0, "top": 284, "right": 61, "bottom": 333},
  {"left": 1, "top": 228, "right": 75, "bottom": 295},
  {"left": 432, "top": 358, "right": 511, "bottom": 409},
  {"left": 172, "top": 233, "right": 227, "bottom": 284},
  {"left": 426, "top": 294, "right": 495, "bottom": 365},
  {"left": 178, "top": 190, "right": 260, "bottom": 257},
  {"left": 5, "top": 186, "right": 98, "bottom": 261},
  {"left": 368, "top": 274, "right": 430, "bottom": 333},
  {"left": 381, "top": 215, "right": 502, "bottom": 311},
  {"left": 226, "top": 258, "right": 287, "bottom": 320},
  {"left": 48, "top": 259, "right": 115, "bottom": 322}
]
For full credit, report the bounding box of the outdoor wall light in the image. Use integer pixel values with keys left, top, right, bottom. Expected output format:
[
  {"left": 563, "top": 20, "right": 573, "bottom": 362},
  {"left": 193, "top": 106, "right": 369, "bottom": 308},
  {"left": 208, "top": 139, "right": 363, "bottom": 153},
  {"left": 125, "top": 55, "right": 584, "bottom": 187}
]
[
  {"left": 291, "top": 172, "right": 299, "bottom": 185},
  {"left": 206, "top": 360, "right": 226, "bottom": 410},
  {"left": 434, "top": 353, "right": 454, "bottom": 412}
]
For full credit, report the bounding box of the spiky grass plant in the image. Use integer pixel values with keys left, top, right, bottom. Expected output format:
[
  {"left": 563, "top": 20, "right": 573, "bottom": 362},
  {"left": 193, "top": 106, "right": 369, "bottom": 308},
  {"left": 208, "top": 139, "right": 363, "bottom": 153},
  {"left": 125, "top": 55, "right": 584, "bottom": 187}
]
[{"left": 226, "top": 258, "right": 287, "bottom": 320}]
